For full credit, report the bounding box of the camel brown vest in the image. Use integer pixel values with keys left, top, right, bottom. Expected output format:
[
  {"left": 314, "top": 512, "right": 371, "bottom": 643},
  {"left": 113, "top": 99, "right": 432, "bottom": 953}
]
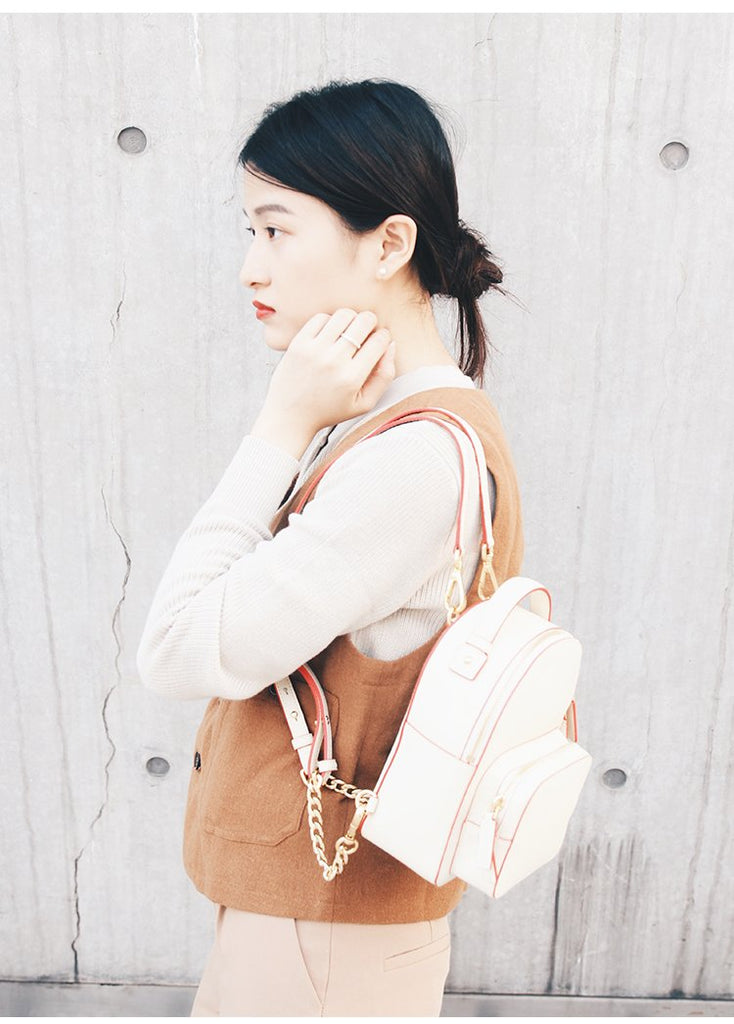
[{"left": 182, "top": 385, "right": 524, "bottom": 923}]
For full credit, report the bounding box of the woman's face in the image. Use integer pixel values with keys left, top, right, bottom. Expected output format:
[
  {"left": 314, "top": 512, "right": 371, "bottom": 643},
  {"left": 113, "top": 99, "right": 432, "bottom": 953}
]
[{"left": 239, "top": 167, "right": 377, "bottom": 350}]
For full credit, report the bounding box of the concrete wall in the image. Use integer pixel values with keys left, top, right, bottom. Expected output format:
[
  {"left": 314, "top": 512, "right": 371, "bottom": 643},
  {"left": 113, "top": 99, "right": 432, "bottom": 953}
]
[{"left": 2, "top": 11, "right": 733, "bottom": 1008}]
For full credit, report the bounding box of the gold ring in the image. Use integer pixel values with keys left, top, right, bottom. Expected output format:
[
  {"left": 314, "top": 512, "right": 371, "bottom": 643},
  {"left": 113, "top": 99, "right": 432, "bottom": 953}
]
[{"left": 339, "top": 331, "right": 363, "bottom": 351}]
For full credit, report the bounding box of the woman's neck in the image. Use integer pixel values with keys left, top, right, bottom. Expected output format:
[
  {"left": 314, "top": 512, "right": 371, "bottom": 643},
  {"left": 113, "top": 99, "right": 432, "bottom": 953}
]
[{"left": 376, "top": 288, "right": 459, "bottom": 378}]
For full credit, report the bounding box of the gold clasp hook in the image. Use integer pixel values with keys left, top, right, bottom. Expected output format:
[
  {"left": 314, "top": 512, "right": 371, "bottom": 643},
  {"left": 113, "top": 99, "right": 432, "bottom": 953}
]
[
  {"left": 478, "top": 542, "right": 499, "bottom": 600},
  {"left": 444, "top": 548, "right": 467, "bottom": 624},
  {"left": 344, "top": 790, "right": 376, "bottom": 843}
]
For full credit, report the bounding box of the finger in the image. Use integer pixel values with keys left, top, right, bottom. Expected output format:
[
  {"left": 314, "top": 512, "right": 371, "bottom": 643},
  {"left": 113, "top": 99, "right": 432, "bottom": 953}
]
[
  {"left": 313, "top": 308, "right": 362, "bottom": 346},
  {"left": 348, "top": 325, "right": 392, "bottom": 375},
  {"left": 355, "top": 339, "right": 396, "bottom": 410},
  {"left": 298, "top": 312, "right": 331, "bottom": 339},
  {"left": 332, "top": 310, "right": 378, "bottom": 351}
]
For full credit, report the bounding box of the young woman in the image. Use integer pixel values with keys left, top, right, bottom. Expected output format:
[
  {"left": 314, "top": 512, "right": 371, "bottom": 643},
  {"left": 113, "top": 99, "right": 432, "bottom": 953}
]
[{"left": 137, "top": 78, "right": 524, "bottom": 1017}]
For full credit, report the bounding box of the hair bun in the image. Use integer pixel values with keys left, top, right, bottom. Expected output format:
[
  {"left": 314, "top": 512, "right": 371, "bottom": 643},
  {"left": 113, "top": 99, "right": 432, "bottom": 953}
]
[{"left": 453, "top": 221, "right": 503, "bottom": 300}]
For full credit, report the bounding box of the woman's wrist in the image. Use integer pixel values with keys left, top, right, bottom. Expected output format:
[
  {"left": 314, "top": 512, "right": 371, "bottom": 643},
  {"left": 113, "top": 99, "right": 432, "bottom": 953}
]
[{"left": 249, "top": 409, "right": 317, "bottom": 461}]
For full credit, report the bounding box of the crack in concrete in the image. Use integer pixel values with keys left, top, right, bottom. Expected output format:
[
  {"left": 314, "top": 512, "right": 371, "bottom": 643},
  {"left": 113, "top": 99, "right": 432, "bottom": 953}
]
[
  {"left": 71, "top": 276, "right": 131, "bottom": 979},
  {"left": 70, "top": 856, "right": 81, "bottom": 981},
  {"left": 191, "top": 14, "right": 202, "bottom": 89},
  {"left": 70, "top": 488, "right": 130, "bottom": 979},
  {"left": 473, "top": 12, "right": 497, "bottom": 49},
  {"left": 109, "top": 266, "right": 126, "bottom": 345},
  {"left": 546, "top": 859, "right": 563, "bottom": 992}
]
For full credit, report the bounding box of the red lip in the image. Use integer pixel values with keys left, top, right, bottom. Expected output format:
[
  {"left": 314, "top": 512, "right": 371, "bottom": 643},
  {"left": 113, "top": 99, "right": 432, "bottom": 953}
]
[{"left": 253, "top": 300, "right": 275, "bottom": 320}]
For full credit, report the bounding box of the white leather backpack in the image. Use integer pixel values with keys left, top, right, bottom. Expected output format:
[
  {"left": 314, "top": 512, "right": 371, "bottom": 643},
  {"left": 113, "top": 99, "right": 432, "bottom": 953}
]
[{"left": 276, "top": 407, "right": 592, "bottom": 900}]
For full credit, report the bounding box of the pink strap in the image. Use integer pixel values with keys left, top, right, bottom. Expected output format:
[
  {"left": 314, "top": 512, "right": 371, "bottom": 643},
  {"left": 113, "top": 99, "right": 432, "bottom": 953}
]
[
  {"left": 292, "top": 407, "right": 495, "bottom": 563},
  {"left": 275, "top": 663, "right": 335, "bottom": 778}
]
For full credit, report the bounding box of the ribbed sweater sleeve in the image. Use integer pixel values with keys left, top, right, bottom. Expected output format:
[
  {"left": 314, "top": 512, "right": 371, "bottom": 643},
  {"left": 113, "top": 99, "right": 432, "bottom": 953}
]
[{"left": 135, "top": 422, "right": 473, "bottom": 702}]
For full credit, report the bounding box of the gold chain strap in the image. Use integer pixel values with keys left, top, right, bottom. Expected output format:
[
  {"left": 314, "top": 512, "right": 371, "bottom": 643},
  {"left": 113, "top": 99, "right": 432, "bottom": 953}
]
[{"left": 301, "top": 768, "right": 376, "bottom": 881}]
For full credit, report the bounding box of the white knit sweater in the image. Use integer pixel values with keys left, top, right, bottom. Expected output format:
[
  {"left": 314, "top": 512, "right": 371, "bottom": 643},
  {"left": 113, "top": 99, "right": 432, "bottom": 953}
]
[{"left": 136, "top": 364, "right": 496, "bottom": 701}]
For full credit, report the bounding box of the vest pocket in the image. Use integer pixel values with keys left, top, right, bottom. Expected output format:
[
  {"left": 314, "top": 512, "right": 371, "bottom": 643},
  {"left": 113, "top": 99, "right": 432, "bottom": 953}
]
[{"left": 198, "top": 685, "right": 340, "bottom": 846}]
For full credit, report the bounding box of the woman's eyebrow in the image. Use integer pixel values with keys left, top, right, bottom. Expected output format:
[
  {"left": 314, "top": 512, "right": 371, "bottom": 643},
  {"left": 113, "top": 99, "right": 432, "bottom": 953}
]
[{"left": 242, "top": 203, "right": 295, "bottom": 218}]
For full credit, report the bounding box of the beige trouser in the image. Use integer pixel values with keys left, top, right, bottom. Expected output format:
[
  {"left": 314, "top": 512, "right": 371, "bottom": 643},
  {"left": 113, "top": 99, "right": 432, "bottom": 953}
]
[{"left": 190, "top": 905, "right": 451, "bottom": 1017}]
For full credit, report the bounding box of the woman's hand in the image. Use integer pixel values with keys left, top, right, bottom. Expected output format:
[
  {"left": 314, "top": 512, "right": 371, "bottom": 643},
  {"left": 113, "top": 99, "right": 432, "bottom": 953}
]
[{"left": 250, "top": 309, "right": 396, "bottom": 459}]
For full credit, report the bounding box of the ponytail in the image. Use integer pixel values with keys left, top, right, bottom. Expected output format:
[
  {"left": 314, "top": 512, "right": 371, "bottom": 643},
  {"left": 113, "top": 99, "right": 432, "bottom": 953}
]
[{"left": 448, "top": 221, "right": 507, "bottom": 385}]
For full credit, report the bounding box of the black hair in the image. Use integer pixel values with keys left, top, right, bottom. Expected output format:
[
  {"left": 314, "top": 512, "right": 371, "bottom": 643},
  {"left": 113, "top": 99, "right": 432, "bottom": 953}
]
[{"left": 237, "top": 78, "right": 509, "bottom": 386}]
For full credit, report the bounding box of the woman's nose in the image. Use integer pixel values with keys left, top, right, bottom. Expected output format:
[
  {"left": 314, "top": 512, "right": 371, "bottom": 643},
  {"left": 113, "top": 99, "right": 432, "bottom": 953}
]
[{"left": 239, "top": 242, "right": 269, "bottom": 290}]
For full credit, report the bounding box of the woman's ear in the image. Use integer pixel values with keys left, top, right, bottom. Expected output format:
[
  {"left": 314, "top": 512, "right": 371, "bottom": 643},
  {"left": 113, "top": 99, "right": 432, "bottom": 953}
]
[{"left": 375, "top": 214, "right": 417, "bottom": 280}]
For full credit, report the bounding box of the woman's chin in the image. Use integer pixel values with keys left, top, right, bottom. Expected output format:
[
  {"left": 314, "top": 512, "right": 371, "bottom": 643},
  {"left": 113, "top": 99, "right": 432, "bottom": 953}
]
[{"left": 260, "top": 322, "right": 290, "bottom": 352}]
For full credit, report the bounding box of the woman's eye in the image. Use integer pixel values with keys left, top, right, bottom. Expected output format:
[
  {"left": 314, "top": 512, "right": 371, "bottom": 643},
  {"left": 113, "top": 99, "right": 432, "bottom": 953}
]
[{"left": 246, "top": 226, "right": 282, "bottom": 239}]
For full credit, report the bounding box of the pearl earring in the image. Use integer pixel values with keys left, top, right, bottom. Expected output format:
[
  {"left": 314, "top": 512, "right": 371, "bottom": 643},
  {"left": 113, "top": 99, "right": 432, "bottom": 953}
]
[{"left": 378, "top": 267, "right": 387, "bottom": 278}]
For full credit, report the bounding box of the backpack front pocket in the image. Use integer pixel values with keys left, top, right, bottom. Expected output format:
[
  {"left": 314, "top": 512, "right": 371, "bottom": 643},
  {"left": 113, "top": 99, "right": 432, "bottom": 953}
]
[{"left": 453, "top": 730, "right": 592, "bottom": 897}]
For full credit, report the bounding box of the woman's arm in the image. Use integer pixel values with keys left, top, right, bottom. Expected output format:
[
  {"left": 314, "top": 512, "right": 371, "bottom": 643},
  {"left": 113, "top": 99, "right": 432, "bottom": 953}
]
[{"left": 135, "top": 421, "right": 481, "bottom": 701}]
